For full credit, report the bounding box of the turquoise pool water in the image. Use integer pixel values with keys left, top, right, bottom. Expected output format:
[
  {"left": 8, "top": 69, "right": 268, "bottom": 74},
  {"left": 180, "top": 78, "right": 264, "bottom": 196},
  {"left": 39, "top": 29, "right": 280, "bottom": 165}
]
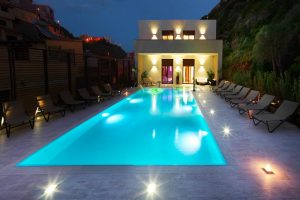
[{"left": 18, "top": 88, "right": 226, "bottom": 166}]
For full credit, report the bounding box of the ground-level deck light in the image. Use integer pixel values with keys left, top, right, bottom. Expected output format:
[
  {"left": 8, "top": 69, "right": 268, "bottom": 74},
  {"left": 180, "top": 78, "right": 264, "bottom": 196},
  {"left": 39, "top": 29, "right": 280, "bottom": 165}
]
[
  {"left": 262, "top": 163, "right": 275, "bottom": 174},
  {"left": 223, "top": 126, "right": 231, "bottom": 136},
  {"left": 43, "top": 183, "right": 59, "bottom": 199},
  {"left": 146, "top": 182, "right": 157, "bottom": 195}
]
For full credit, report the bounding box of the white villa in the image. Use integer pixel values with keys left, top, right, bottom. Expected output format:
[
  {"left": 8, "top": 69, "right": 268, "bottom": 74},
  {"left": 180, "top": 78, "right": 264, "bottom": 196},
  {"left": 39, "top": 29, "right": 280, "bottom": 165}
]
[{"left": 135, "top": 20, "right": 223, "bottom": 85}]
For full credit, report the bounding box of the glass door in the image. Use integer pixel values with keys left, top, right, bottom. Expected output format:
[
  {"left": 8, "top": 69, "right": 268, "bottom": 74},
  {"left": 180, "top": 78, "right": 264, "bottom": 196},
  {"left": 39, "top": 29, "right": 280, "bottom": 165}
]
[
  {"left": 182, "top": 66, "right": 194, "bottom": 84},
  {"left": 162, "top": 66, "right": 173, "bottom": 84}
]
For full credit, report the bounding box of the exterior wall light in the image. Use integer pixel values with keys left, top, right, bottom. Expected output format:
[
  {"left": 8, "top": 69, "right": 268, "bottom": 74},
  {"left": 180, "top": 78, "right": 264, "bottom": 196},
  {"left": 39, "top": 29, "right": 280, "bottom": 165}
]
[
  {"left": 175, "top": 27, "right": 182, "bottom": 40},
  {"left": 175, "top": 28, "right": 181, "bottom": 34},
  {"left": 152, "top": 34, "right": 158, "bottom": 40},
  {"left": 200, "top": 34, "right": 206, "bottom": 40},
  {"left": 199, "top": 66, "right": 205, "bottom": 73},
  {"left": 199, "top": 57, "right": 206, "bottom": 65},
  {"left": 175, "top": 34, "right": 181, "bottom": 40},
  {"left": 151, "top": 66, "right": 158, "bottom": 72},
  {"left": 151, "top": 58, "right": 158, "bottom": 65}
]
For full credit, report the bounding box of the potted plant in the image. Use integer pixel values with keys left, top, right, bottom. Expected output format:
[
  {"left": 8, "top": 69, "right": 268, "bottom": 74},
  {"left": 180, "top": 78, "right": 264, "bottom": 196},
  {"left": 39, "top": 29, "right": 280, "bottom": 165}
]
[
  {"left": 141, "top": 70, "right": 148, "bottom": 84},
  {"left": 206, "top": 70, "right": 215, "bottom": 85}
]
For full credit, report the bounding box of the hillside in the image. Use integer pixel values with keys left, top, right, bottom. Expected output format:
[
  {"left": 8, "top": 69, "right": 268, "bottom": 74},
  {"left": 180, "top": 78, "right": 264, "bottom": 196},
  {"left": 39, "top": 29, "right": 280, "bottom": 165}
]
[
  {"left": 84, "top": 40, "right": 127, "bottom": 59},
  {"left": 203, "top": 0, "right": 300, "bottom": 102}
]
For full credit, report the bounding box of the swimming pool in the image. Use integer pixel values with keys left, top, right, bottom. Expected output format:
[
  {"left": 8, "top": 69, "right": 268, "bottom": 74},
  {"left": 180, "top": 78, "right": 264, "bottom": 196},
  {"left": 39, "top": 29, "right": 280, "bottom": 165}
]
[{"left": 18, "top": 88, "right": 226, "bottom": 166}]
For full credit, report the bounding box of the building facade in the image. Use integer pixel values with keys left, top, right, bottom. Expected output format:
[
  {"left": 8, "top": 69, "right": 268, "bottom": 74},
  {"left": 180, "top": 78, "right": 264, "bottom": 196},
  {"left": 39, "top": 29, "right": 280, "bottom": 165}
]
[{"left": 135, "top": 20, "right": 223, "bottom": 84}]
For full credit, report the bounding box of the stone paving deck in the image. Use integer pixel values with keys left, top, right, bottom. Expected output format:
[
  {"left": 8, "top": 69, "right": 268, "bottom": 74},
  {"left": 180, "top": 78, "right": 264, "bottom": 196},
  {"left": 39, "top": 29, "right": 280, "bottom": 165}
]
[{"left": 0, "top": 86, "right": 300, "bottom": 200}]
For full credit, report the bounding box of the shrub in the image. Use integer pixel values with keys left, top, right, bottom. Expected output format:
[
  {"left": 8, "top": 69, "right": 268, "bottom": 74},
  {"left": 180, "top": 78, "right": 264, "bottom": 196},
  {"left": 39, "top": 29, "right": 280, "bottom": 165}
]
[
  {"left": 141, "top": 70, "right": 148, "bottom": 81},
  {"left": 231, "top": 70, "right": 300, "bottom": 102}
]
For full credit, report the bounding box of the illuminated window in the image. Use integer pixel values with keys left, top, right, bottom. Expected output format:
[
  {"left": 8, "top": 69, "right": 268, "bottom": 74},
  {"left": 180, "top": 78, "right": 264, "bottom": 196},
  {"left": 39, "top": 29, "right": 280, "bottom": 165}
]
[
  {"left": 183, "top": 30, "right": 195, "bottom": 40},
  {"left": 162, "top": 30, "right": 174, "bottom": 40}
]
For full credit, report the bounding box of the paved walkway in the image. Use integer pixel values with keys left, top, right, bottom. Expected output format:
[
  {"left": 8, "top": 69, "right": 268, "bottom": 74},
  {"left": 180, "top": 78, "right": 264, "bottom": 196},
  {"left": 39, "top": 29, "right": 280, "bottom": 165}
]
[{"left": 0, "top": 86, "right": 300, "bottom": 200}]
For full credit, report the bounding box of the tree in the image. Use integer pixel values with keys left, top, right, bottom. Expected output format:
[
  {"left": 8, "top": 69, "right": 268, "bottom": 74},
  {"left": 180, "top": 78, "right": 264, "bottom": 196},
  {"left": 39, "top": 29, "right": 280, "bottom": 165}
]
[{"left": 253, "top": 24, "right": 288, "bottom": 74}]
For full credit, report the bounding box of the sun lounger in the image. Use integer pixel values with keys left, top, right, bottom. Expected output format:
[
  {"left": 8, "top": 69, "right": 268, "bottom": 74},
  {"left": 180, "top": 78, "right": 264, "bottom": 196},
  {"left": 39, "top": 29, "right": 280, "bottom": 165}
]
[
  {"left": 252, "top": 100, "right": 299, "bottom": 133},
  {"left": 220, "top": 85, "right": 243, "bottom": 97},
  {"left": 230, "top": 90, "right": 259, "bottom": 107},
  {"left": 103, "top": 83, "right": 121, "bottom": 96},
  {"left": 213, "top": 80, "right": 228, "bottom": 92},
  {"left": 59, "top": 90, "right": 86, "bottom": 111},
  {"left": 36, "top": 95, "right": 65, "bottom": 121},
  {"left": 238, "top": 94, "right": 275, "bottom": 117},
  {"left": 77, "top": 88, "right": 100, "bottom": 104},
  {"left": 2, "top": 100, "right": 35, "bottom": 137},
  {"left": 214, "top": 82, "right": 231, "bottom": 93},
  {"left": 225, "top": 87, "right": 250, "bottom": 102},
  {"left": 90, "top": 85, "right": 111, "bottom": 99},
  {"left": 212, "top": 80, "right": 225, "bottom": 91},
  {"left": 216, "top": 83, "right": 236, "bottom": 95}
]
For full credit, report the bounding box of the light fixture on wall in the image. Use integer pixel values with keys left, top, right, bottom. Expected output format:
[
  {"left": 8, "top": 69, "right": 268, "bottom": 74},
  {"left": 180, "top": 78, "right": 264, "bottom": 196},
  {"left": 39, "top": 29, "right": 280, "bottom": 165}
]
[
  {"left": 199, "top": 57, "right": 206, "bottom": 65},
  {"left": 199, "top": 26, "right": 207, "bottom": 40},
  {"left": 200, "top": 27, "right": 206, "bottom": 35},
  {"left": 176, "top": 66, "right": 181, "bottom": 72},
  {"left": 152, "top": 34, "right": 158, "bottom": 40},
  {"left": 175, "top": 27, "right": 181, "bottom": 40},
  {"left": 151, "top": 66, "right": 158, "bottom": 72},
  {"left": 175, "top": 27, "right": 181, "bottom": 34},
  {"left": 175, "top": 35, "right": 181, "bottom": 40},
  {"left": 199, "top": 66, "right": 205, "bottom": 73},
  {"left": 200, "top": 34, "right": 206, "bottom": 40},
  {"left": 151, "top": 58, "right": 158, "bottom": 65}
]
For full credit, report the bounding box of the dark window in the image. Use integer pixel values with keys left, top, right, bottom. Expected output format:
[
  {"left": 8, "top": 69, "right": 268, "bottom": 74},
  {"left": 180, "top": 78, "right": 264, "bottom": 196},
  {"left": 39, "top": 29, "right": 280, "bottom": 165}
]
[
  {"left": 183, "top": 30, "right": 195, "bottom": 40},
  {"left": 14, "top": 48, "right": 30, "bottom": 61},
  {"left": 0, "top": 20, "right": 6, "bottom": 26},
  {"left": 162, "top": 30, "right": 174, "bottom": 40},
  {"left": 183, "top": 59, "right": 195, "bottom": 66}
]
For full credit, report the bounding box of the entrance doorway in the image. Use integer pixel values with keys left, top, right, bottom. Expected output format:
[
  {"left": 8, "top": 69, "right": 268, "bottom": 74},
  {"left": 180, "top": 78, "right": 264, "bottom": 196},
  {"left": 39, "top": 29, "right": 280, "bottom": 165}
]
[
  {"left": 182, "top": 59, "right": 195, "bottom": 84},
  {"left": 162, "top": 59, "right": 173, "bottom": 84},
  {"left": 183, "top": 66, "right": 194, "bottom": 83}
]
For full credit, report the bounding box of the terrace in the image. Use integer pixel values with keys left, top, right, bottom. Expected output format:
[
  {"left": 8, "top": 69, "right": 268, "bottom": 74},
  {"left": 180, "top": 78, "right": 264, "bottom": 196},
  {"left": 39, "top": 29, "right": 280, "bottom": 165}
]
[{"left": 1, "top": 85, "right": 300, "bottom": 199}]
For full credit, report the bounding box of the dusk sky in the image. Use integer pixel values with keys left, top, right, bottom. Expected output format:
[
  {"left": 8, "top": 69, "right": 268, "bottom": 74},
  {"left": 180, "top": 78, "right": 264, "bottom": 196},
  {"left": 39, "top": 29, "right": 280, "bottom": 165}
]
[{"left": 35, "top": 0, "right": 220, "bottom": 51}]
